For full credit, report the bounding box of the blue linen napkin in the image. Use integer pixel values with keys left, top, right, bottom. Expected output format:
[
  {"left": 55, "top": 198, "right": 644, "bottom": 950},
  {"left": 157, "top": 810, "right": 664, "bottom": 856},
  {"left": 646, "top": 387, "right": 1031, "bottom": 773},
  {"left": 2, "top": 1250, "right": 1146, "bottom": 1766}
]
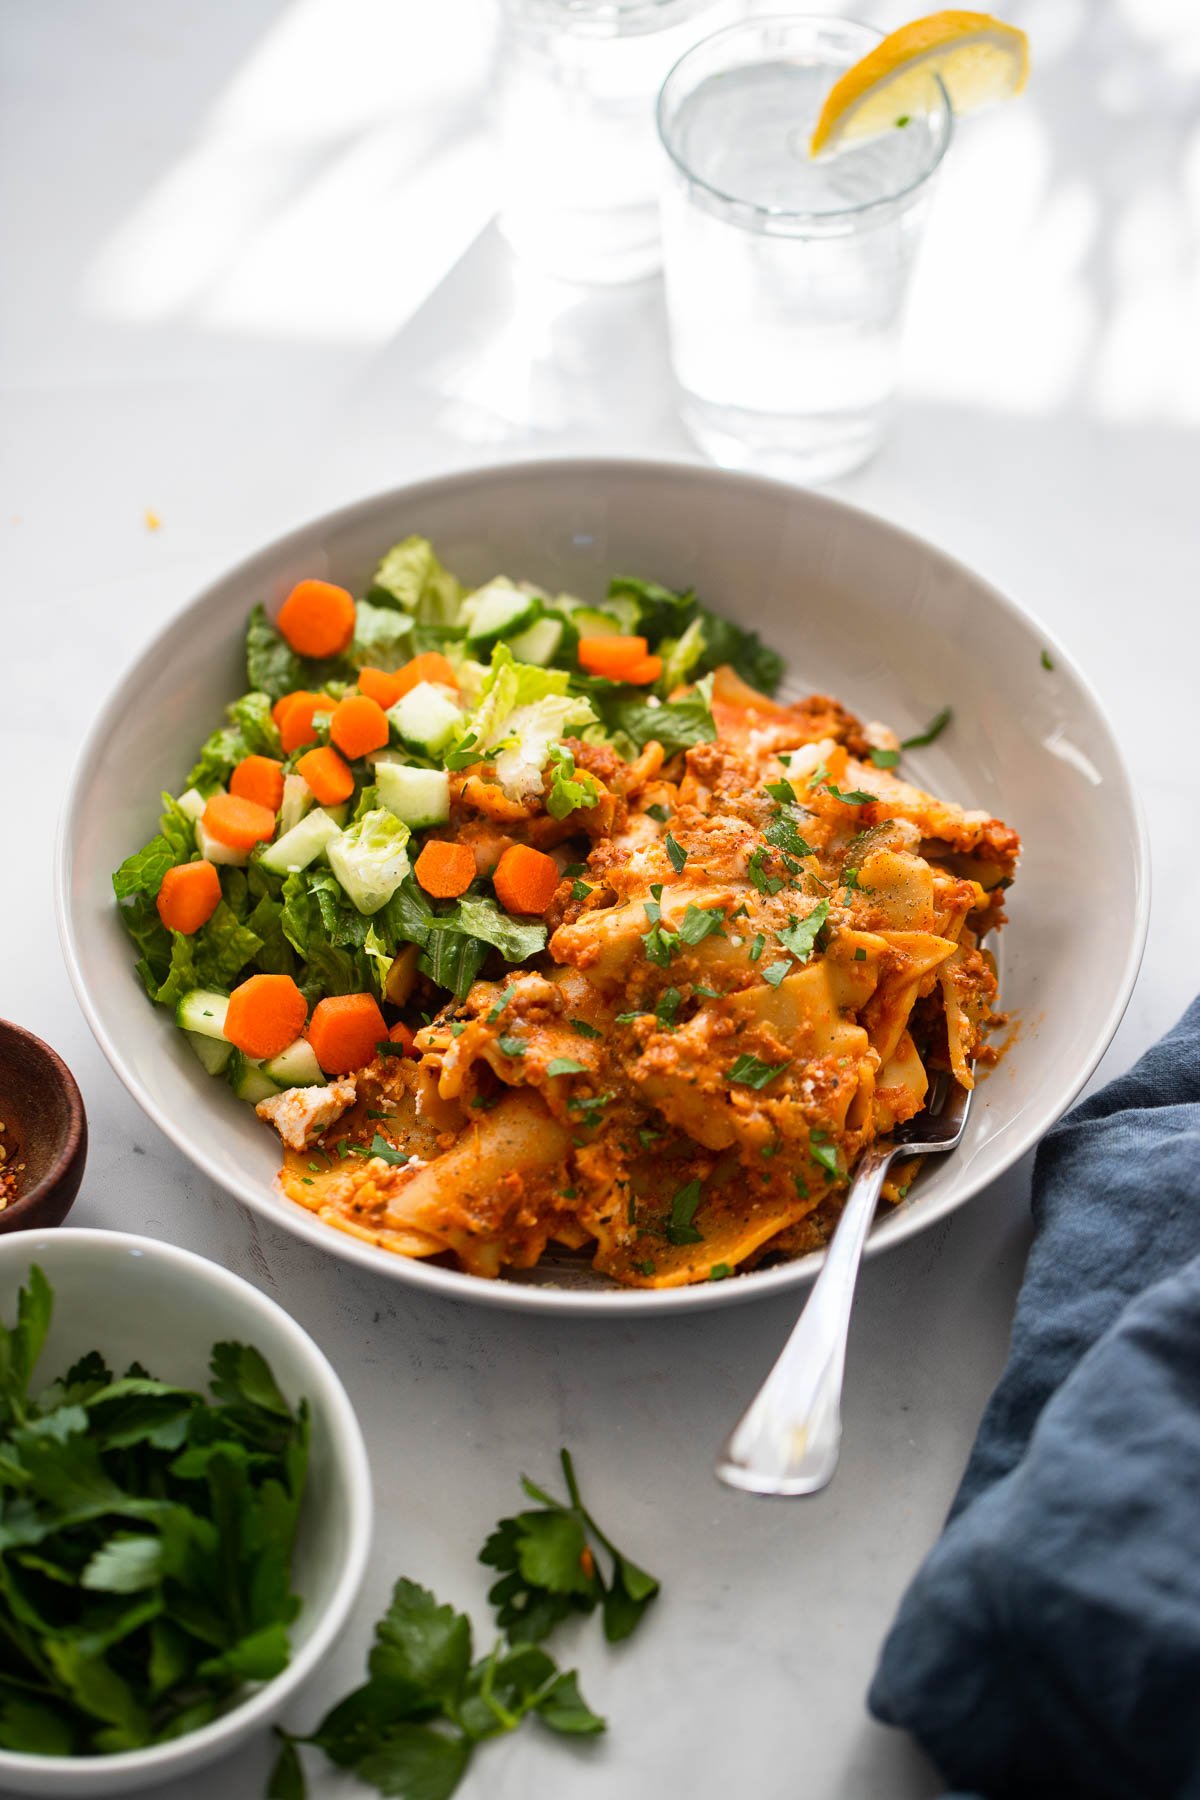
[{"left": 869, "top": 995, "right": 1200, "bottom": 1800}]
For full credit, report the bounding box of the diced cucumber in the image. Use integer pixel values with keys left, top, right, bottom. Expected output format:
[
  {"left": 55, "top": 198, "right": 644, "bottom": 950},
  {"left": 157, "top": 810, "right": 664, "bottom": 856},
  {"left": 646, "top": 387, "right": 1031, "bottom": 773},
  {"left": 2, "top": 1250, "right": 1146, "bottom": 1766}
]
[
  {"left": 279, "top": 773, "right": 315, "bottom": 835},
  {"left": 262, "top": 1038, "right": 324, "bottom": 1088},
  {"left": 184, "top": 1030, "right": 234, "bottom": 1075},
  {"left": 176, "top": 788, "right": 207, "bottom": 822},
  {"left": 259, "top": 808, "right": 342, "bottom": 875},
  {"left": 195, "top": 818, "right": 248, "bottom": 867},
  {"left": 175, "top": 989, "right": 230, "bottom": 1039},
  {"left": 388, "top": 682, "right": 464, "bottom": 757},
  {"left": 324, "top": 803, "right": 350, "bottom": 826},
  {"left": 463, "top": 580, "right": 539, "bottom": 648},
  {"left": 228, "top": 1051, "right": 281, "bottom": 1105},
  {"left": 507, "top": 616, "right": 565, "bottom": 667},
  {"left": 567, "top": 603, "right": 641, "bottom": 639},
  {"left": 377, "top": 762, "right": 451, "bottom": 829}
]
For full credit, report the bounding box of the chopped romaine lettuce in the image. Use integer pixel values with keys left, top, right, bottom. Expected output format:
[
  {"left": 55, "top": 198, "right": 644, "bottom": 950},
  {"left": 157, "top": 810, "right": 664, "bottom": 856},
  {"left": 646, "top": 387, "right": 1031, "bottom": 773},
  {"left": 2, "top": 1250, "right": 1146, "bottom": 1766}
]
[
  {"left": 469, "top": 645, "right": 595, "bottom": 804},
  {"left": 327, "top": 808, "right": 412, "bottom": 914},
  {"left": 370, "top": 536, "right": 462, "bottom": 624},
  {"left": 347, "top": 599, "right": 415, "bottom": 671}
]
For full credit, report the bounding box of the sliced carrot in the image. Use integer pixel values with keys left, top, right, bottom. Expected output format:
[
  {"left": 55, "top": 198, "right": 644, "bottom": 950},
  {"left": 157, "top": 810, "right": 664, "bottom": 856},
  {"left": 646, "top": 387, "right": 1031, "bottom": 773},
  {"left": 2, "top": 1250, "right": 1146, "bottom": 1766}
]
[
  {"left": 392, "top": 651, "right": 458, "bottom": 701},
  {"left": 358, "top": 666, "right": 405, "bottom": 709},
  {"left": 276, "top": 579, "right": 356, "bottom": 659},
  {"left": 306, "top": 993, "right": 387, "bottom": 1076},
  {"left": 622, "top": 654, "right": 663, "bottom": 687},
  {"left": 493, "top": 843, "right": 560, "bottom": 916},
  {"left": 414, "top": 839, "right": 476, "bottom": 899},
  {"left": 577, "top": 635, "right": 649, "bottom": 678},
  {"left": 230, "top": 754, "right": 285, "bottom": 813},
  {"left": 225, "top": 973, "right": 308, "bottom": 1060},
  {"left": 203, "top": 793, "right": 277, "bottom": 852},
  {"left": 278, "top": 691, "right": 337, "bottom": 753},
  {"left": 295, "top": 746, "right": 354, "bottom": 806},
  {"left": 330, "top": 694, "right": 390, "bottom": 760},
  {"left": 156, "top": 861, "right": 222, "bottom": 934},
  {"left": 388, "top": 1020, "right": 416, "bottom": 1057}
]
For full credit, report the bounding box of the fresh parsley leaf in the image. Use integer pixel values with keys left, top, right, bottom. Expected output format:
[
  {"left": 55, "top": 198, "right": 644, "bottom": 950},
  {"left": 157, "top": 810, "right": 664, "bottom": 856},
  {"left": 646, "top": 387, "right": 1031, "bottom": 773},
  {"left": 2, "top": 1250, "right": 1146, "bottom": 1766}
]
[
  {"left": 571, "top": 879, "right": 592, "bottom": 902},
  {"left": 1041, "top": 649, "right": 1055, "bottom": 672},
  {"left": 645, "top": 804, "right": 670, "bottom": 824},
  {"left": 854, "top": 947, "right": 867, "bottom": 961},
  {"left": 868, "top": 747, "right": 900, "bottom": 769},
  {"left": 822, "top": 784, "right": 875, "bottom": 805},
  {"left": 666, "top": 1179, "right": 704, "bottom": 1245},
  {"left": 642, "top": 923, "right": 680, "bottom": 966},
  {"left": 546, "top": 1057, "right": 586, "bottom": 1077},
  {"left": 761, "top": 960, "right": 791, "bottom": 988},
  {"left": 726, "top": 1054, "right": 790, "bottom": 1089},
  {"left": 776, "top": 901, "right": 830, "bottom": 965},
  {"left": 709, "top": 1263, "right": 731, "bottom": 1281},
  {"left": 763, "top": 813, "right": 815, "bottom": 859},
  {"left": 570, "top": 1018, "right": 601, "bottom": 1039},
  {"left": 749, "top": 934, "right": 765, "bottom": 963},
  {"left": 677, "top": 904, "right": 726, "bottom": 945},
  {"left": 369, "top": 1134, "right": 409, "bottom": 1167},
  {"left": 747, "top": 848, "right": 785, "bottom": 897},
  {"left": 810, "top": 1131, "right": 841, "bottom": 1179},
  {"left": 654, "top": 988, "right": 682, "bottom": 1029},
  {"left": 487, "top": 985, "right": 516, "bottom": 1022},
  {"left": 664, "top": 832, "right": 688, "bottom": 874},
  {"left": 498, "top": 1036, "right": 526, "bottom": 1058},
  {"left": 900, "top": 706, "right": 952, "bottom": 749},
  {"left": 763, "top": 778, "right": 796, "bottom": 804}
]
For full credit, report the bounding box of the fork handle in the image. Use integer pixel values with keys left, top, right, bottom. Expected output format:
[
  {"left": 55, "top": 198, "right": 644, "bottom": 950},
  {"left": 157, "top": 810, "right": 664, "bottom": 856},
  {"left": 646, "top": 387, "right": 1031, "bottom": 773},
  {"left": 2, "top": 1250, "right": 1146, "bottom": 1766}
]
[{"left": 716, "top": 1142, "right": 896, "bottom": 1497}]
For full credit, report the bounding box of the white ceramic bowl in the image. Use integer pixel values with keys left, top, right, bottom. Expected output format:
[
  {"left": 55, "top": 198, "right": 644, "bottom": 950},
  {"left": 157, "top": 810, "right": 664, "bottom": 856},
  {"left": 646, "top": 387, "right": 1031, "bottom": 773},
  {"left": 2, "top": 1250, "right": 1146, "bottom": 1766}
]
[
  {"left": 0, "top": 1229, "right": 371, "bottom": 1796},
  {"left": 57, "top": 459, "right": 1148, "bottom": 1316}
]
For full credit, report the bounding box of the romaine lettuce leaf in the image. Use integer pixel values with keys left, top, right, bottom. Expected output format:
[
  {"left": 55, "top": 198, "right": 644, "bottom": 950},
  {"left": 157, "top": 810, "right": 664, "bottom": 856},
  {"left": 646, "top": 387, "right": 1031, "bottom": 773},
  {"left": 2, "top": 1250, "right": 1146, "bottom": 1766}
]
[
  {"left": 228, "top": 692, "right": 281, "bottom": 757},
  {"left": 370, "top": 537, "right": 462, "bottom": 625},
  {"left": 469, "top": 646, "right": 595, "bottom": 804},
  {"left": 596, "top": 674, "right": 716, "bottom": 756},
  {"left": 190, "top": 901, "right": 262, "bottom": 991},
  {"left": 186, "top": 694, "right": 280, "bottom": 791},
  {"left": 246, "top": 604, "right": 306, "bottom": 699},
  {"left": 327, "top": 810, "right": 412, "bottom": 915},
  {"left": 348, "top": 601, "right": 415, "bottom": 672}
]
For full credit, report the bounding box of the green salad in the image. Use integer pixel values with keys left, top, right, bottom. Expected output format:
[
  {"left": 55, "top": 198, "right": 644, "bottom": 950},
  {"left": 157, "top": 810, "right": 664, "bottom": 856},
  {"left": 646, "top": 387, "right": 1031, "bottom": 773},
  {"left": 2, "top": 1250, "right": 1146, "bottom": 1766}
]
[{"left": 112, "top": 535, "right": 782, "bottom": 1106}]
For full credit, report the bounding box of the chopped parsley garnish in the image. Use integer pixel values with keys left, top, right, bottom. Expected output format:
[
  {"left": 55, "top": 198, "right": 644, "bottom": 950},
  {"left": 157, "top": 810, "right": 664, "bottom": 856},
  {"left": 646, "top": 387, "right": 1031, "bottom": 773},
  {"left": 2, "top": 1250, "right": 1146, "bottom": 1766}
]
[
  {"left": 655, "top": 987, "right": 682, "bottom": 1028},
  {"left": 645, "top": 804, "right": 670, "bottom": 823},
  {"left": 729, "top": 901, "right": 750, "bottom": 920},
  {"left": 637, "top": 1127, "right": 663, "bottom": 1150},
  {"left": 450, "top": 1020, "right": 468, "bottom": 1035},
  {"left": 726, "top": 1054, "right": 790, "bottom": 1089},
  {"left": 822, "top": 784, "right": 875, "bottom": 805},
  {"left": 692, "top": 984, "right": 720, "bottom": 998},
  {"left": 563, "top": 862, "right": 588, "bottom": 878},
  {"left": 776, "top": 900, "right": 830, "bottom": 964},
  {"left": 664, "top": 832, "right": 688, "bottom": 874},
  {"left": 568, "top": 1091, "right": 612, "bottom": 1129},
  {"left": 794, "top": 1173, "right": 809, "bottom": 1198},
  {"left": 546, "top": 744, "right": 601, "bottom": 821},
  {"left": 677, "top": 903, "right": 727, "bottom": 945},
  {"left": 615, "top": 1010, "right": 643, "bottom": 1024},
  {"left": 763, "top": 813, "right": 815, "bottom": 859},
  {"left": 571, "top": 1017, "right": 602, "bottom": 1038},
  {"left": 809, "top": 1131, "right": 841, "bottom": 1179},
  {"left": 642, "top": 923, "right": 681, "bottom": 966},
  {"left": 854, "top": 947, "right": 867, "bottom": 961},
  {"left": 709, "top": 1263, "right": 731, "bottom": 1281},
  {"left": 643, "top": 890, "right": 662, "bottom": 924},
  {"left": 749, "top": 933, "right": 765, "bottom": 962},
  {"left": 572, "top": 879, "right": 592, "bottom": 901},
  {"left": 763, "top": 778, "right": 796, "bottom": 804},
  {"left": 374, "top": 1040, "right": 409, "bottom": 1056},
  {"left": 562, "top": 1187, "right": 579, "bottom": 1201},
  {"left": 666, "top": 1178, "right": 704, "bottom": 1245},
  {"left": 637, "top": 1259, "right": 657, "bottom": 1277},
  {"left": 806, "top": 761, "right": 829, "bottom": 789},
  {"left": 367, "top": 1109, "right": 396, "bottom": 1120},
  {"left": 488, "top": 984, "right": 516, "bottom": 1022},
  {"left": 762, "top": 959, "right": 791, "bottom": 987},
  {"left": 547, "top": 1056, "right": 587, "bottom": 1077},
  {"left": 1041, "top": 649, "right": 1055, "bottom": 671},
  {"left": 370, "top": 1133, "right": 410, "bottom": 1166},
  {"left": 842, "top": 868, "right": 865, "bottom": 891},
  {"left": 868, "top": 747, "right": 900, "bottom": 769},
  {"left": 498, "top": 1035, "right": 526, "bottom": 1058},
  {"left": 748, "top": 847, "right": 785, "bottom": 896},
  {"left": 901, "top": 706, "right": 952, "bottom": 749},
  {"left": 471, "top": 1094, "right": 500, "bottom": 1111}
]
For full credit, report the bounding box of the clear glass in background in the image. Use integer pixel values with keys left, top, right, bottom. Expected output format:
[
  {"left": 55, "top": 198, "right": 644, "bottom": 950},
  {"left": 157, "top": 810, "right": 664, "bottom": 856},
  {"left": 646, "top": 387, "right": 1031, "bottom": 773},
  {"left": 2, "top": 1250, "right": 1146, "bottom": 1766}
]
[
  {"left": 496, "top": 0, "right": 741, "bottom": 284},
  {"left": 658, "top": 16, "right": 952, "bottom": 481}
]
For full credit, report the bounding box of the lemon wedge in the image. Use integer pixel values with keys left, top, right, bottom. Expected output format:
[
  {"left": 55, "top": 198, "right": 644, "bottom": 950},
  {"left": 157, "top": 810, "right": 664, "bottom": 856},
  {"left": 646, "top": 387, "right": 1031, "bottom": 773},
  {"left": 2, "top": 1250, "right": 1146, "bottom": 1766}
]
[{"left": 809, "top": 11, "right": 1029, "bottom": 157}]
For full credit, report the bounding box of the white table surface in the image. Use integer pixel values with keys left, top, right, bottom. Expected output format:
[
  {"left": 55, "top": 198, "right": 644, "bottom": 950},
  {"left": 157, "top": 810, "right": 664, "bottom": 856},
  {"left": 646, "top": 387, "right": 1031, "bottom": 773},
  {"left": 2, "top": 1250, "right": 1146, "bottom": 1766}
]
[{"left": 3, "top": 2, "right": 1199, "bottom": 1795}]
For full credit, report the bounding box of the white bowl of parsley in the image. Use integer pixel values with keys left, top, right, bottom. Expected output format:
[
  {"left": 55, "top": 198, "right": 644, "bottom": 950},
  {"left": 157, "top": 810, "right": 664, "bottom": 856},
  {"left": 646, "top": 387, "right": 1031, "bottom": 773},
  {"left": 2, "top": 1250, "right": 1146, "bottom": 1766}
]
[{"left": 0, "top": 1229, "right": 371, "bottom": 1795}]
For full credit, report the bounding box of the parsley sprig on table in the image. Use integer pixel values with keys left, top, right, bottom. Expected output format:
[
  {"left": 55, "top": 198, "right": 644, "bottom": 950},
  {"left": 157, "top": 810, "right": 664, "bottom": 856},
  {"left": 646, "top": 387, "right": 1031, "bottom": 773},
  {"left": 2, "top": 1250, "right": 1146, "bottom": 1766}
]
[
  {"left": 271, "top": 1450, "right": 659, "bottom": 1799},
  {"left": 481, "top": 1449, "right": 659, "bottom": 1645},
  {"left": 0, "top": 1267, "right": 308, "bottom": 1759}
]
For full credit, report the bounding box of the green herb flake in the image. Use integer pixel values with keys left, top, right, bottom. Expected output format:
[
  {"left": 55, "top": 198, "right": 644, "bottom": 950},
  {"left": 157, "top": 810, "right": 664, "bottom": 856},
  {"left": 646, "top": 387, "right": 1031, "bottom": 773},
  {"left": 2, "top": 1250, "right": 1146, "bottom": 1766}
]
[
  {"left": 1041, "top": 649, "right": 1055, "bottom": 671},
  {"left": 498, "top": 1035, "right": 526, "bottom": 1058},
  {"left": 642, "top": 923, "right": 681, "bottom": 967},
  {"left": 763, "top": 778, "right": 796, "bottom": 804},
  {"left": 637, "top": 1259, "right": 657, "bottom": 1277},
  {"left": 547, "top": 1057, "right": 587, "bottom": 1077},
  {"left": 571, "top": 1018, "right": 602, "bottom": 1039},
  {"left": 726, "top": 1054, "right": 790, "bottom": 1090},
  {"left": 664, "top": 833, "right": 688, "bottom": 874},
  {"left": 822, "top": 784, "right": 875, "bottom": 805},
  {"left": 762, "top": 960, "right": 791, "bottom": 988},
  {"left": 645, "top": 804, "right": 670, "bottom": 824},
  {"left": 748, "top": 847, "right": 785, "bottom": 896},
  {"left": 655, "top": 987, "right": 682, "bottom": 1029},
  {"left": 370, "top": 1133, "right": 410, "bottom": 1166},
  {"left": 901, "top": 706, "right": 952, "bottom": 749},
  {"left": 809, "top": 1131, "right": 841, "bottom": 1179},
  {"left": 488, "top": 984, "right": 517, "bottom": 1023},
  {"left": 666, "top": 1178, "right": 704, "bottom": 1245},
  {"left": 776, "top": 901, "right": 830, "bottom": 964},
  {"left": 749, "top": 933, "right": 765, "bottom": 963},
  {"left": 854, "top": 947, "right": 867, "bottom": 962},
  {"left": 677, "top": 904, "right": 727, "bottom": 946},
  {"left": 571, "top": 880, "right": 592, "bottom": 902},
  {"left": 868, "top": 747, "right": 900, "bottom": 769},
  {"left": 709, "top": 1263, "right": 731, "bottom": 1281}
]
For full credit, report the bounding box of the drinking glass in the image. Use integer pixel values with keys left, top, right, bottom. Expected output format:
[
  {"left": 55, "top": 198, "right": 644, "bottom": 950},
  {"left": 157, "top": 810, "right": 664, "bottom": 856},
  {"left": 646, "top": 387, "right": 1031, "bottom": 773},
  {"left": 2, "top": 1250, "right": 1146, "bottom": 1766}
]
[
  {"left": 657, "top": 15, "right": 951, "bottom": 480},
  {"left": 496, "top": 0, "right": 740, "bottom": 285}
]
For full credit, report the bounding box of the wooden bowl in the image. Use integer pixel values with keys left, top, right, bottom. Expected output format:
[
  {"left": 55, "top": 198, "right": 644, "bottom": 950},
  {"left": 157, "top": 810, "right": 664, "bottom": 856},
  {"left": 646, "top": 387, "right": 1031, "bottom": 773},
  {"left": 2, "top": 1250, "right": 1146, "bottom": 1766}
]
[{"left": 0, "top": 1021, "right": 87, "bottom": 1232}]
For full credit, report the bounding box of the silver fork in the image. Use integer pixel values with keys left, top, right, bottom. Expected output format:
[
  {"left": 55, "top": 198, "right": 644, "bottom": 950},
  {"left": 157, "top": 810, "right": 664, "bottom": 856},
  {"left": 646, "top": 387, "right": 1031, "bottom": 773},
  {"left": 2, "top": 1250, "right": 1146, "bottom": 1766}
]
[{"left": 716, "top": 1074, "right": 973, "bottom": 1498}]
